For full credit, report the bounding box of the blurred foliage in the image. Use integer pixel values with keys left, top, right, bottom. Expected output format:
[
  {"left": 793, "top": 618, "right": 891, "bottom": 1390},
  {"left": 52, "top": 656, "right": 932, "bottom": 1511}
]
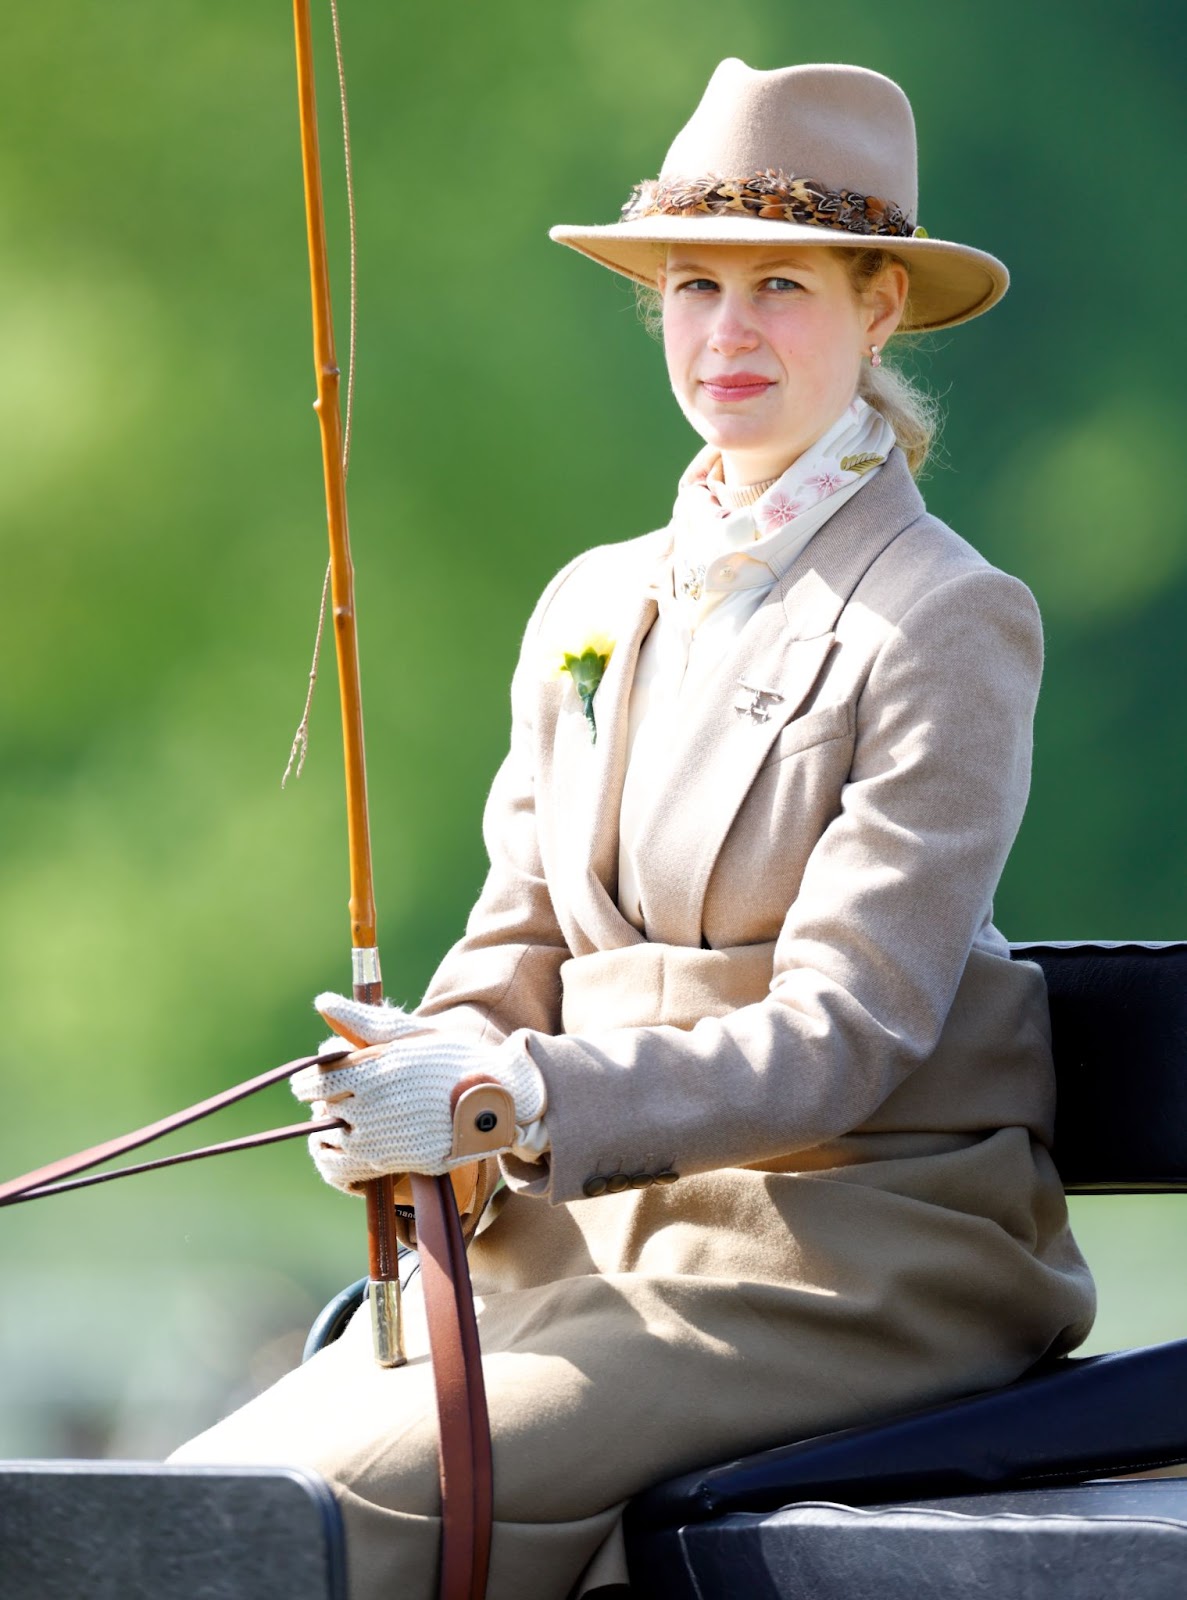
[{"left": 1, "top": 0, "right": 1183, "bottom": 1455}]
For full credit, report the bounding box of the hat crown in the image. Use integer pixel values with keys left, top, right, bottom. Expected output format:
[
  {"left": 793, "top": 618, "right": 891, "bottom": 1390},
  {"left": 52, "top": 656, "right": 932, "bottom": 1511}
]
[{"left": 660, "top": 59, "right": 919, "bottom": 221}]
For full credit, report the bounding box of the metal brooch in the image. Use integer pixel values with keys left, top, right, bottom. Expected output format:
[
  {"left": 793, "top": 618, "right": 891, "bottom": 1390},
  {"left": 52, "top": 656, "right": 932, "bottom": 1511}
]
[
  {"left": 679, "top": 562, "right": 706, "bottom": 603},
  {"left": 734, "top": 681, "right": 785, "bottom": 724}
]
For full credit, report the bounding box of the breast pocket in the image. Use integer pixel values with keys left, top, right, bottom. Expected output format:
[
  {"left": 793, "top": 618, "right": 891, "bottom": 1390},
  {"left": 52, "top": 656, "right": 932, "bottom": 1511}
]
[
  {"left": 760, "top": 700, "right": 853, "bottom": 768},
  {"left": 708, "top": 698, "right": 855, "bottom": 943}
]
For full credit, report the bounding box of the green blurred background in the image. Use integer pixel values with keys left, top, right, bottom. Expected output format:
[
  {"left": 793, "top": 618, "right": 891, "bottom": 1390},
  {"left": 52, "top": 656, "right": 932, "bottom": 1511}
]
[{"left": 1, "top": 0, "right": 1183, "bottom": 1457}]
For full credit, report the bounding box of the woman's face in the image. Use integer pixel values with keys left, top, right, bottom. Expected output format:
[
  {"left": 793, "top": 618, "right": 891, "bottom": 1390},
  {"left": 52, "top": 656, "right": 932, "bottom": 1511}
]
[{"left": 658, "top": 242, "right": 907, "bottom": 484}]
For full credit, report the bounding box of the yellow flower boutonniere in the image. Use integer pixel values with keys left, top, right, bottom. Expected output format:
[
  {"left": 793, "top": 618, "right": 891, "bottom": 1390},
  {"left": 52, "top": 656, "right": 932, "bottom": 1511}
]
[{"left": 553, "top": 633, "right": 615, "bottom": 744}]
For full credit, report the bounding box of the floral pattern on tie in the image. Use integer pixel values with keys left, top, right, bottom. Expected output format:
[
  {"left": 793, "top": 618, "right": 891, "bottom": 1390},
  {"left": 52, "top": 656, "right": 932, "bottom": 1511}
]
[{"left": 758, "top": 492, "right": 804, "bottom": 531}]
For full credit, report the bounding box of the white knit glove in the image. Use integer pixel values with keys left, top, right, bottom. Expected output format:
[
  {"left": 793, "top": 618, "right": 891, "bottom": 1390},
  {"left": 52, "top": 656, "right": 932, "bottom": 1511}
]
[
  {"left": 307, "top": 993, "right": 424, "bottom": 1051},
  {"left": 290, "top": 992, "right": 547, "bottom": 1192}
]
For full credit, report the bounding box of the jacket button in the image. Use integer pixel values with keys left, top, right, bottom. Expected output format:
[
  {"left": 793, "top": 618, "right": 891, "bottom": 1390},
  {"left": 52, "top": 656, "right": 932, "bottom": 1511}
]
[
  {"left": 629, "top": 1172, "right": 653, "bottom": 1189},
  {"left": 653, "top": 1169, "right": 679, "bottom": 1186},
  {"left": 605, "top": 1173, "right": 631, "bottom": 1194},
  {"left": 583, "top": 1175, "right": 608, "bottom": 1198}
]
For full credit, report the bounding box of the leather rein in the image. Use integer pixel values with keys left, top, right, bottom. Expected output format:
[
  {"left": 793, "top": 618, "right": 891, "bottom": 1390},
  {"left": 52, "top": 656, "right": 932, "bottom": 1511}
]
[{"left": 0, "top": 1053, "right": 347, "bottom": 1208}]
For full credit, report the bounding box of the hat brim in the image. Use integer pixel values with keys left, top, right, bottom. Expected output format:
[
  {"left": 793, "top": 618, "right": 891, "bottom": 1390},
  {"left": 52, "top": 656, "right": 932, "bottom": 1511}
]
[{"left": 548, "top": 216, "right": 1008, "bottom": 332}]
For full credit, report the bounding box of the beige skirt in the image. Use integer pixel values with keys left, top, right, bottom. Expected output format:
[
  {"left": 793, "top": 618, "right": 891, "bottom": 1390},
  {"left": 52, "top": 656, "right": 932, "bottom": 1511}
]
[{"left": 170, "top": 1129, "right": 1095, "bottom": 1600}]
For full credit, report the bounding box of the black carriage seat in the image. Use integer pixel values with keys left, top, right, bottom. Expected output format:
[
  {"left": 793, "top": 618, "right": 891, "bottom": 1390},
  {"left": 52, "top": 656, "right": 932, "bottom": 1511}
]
[{"left": 623, "top": 941, "right": 1187, "bottom": 1593}]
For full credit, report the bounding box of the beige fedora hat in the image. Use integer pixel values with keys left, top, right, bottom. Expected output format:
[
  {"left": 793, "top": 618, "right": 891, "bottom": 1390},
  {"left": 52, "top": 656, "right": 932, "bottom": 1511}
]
[{"left": 550, "top": 58, "right": 1008, "bottom": 332}]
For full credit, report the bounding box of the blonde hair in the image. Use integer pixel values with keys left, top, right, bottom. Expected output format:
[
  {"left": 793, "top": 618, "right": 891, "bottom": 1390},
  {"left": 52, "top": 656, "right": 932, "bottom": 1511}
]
[
  {"left": 635, "top": 244, "right": 941, "bottom": 478},
  {"left": 842, "top": 248, "right": 939, "bottom": 478}
]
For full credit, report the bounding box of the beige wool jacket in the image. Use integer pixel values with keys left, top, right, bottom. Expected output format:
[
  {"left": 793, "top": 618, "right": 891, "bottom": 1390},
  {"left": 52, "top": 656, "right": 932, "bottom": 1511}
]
[
  {"left": 420, "top": 447, "right": 1087, "bottom": 1226},
  {"left": 176, "top": 447, "right": 1096, "bottom": 1600}
]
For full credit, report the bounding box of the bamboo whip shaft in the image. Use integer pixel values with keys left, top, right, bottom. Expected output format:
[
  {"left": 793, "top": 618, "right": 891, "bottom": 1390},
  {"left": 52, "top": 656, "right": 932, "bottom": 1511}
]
[
  {"left": 292, "top": 0, "right": 374, "bottom": 955},
  {"left": 291, "top": 0, "right": 402, "bottom": 1365}
]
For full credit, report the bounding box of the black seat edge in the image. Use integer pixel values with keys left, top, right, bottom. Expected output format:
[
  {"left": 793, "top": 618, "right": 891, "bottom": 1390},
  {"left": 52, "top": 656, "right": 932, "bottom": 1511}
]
[
  {"left": 0, "top": 1462, "right": 348, "bottom": 1599},
  {"left": 302, "top": 1277, "right": 368, "bottom": 1364},
  {"left": 625, "top": 1338, "right": 1187, "bottom": 1534},
  {"left": 1011, "top": 941, "right": 1187, "bottom": 953},
  {"left": 627, "top": 1483, "right": 1187, "bottom": 1600}
]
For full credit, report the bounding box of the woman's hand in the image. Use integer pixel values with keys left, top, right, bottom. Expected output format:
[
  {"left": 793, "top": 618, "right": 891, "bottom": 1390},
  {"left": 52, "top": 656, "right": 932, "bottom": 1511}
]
[
  {"left": 290, "top": 992, "right": 547, "bottom": 1193},
  {"left": 307, "top": 992, "right": 430, "bottom": 1051}
]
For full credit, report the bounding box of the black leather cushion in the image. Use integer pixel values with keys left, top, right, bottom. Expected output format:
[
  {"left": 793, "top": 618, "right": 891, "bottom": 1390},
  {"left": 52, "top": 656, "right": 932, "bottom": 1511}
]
[
  {"left": 0, "top": 1462, "right": 347, "bottom": 1599},
  {"left": 629, "top": 1482, "right": 1187, "bottom": 1600},
  {"left": 626, "top": 1339, "right": 1187, "bottom": 1534},
  {"left": 1014, "top": 941, "right": 1187, "bottom": 1191}
]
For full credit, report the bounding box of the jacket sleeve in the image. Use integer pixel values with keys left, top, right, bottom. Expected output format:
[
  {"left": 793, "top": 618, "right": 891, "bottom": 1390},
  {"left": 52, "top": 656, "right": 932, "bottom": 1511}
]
[
  {"left": 505, "top": 565, "right": 1045, "bottom": 1203},
  {"left": 413, "top": 565, "right": 576, "bottom": 1042}
]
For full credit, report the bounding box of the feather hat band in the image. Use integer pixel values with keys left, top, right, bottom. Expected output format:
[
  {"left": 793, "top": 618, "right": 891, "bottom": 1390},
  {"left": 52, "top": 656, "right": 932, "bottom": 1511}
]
[{"left": 549, "top": 59, "right": 1009, "bottom": 331}]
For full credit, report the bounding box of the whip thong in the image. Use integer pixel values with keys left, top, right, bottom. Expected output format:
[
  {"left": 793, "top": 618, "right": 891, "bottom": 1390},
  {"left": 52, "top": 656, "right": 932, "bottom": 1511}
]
[{"left": 289, "top": 4, "right": 493, "bottom": 1593}]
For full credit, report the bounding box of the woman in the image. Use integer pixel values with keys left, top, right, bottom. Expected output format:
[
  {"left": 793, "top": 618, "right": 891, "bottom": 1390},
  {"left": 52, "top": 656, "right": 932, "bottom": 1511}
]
[{"left": 173, "top": 58, "right": 1096, "bottom": 1600}]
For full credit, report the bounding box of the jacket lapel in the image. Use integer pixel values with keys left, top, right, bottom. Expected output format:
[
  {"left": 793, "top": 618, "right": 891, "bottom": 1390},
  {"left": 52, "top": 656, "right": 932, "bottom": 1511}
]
[
  {"left": 551, "top": 545, "right": 668, "bottom": 952},
  {"left": 631, "top": 449, "right": 927, "bottom": 946}
]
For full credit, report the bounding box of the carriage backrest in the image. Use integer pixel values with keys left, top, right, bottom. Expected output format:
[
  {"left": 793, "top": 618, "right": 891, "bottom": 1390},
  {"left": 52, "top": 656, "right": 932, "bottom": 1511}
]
[{"left": 1013, "top": 942, "right": 1187, "bottom": 1193}]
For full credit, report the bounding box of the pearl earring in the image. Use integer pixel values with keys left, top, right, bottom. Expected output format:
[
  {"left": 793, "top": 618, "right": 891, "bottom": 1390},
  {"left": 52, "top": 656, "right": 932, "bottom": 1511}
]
[{"left": 869, "top": 345, "right": 882, "bottom": 368}]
